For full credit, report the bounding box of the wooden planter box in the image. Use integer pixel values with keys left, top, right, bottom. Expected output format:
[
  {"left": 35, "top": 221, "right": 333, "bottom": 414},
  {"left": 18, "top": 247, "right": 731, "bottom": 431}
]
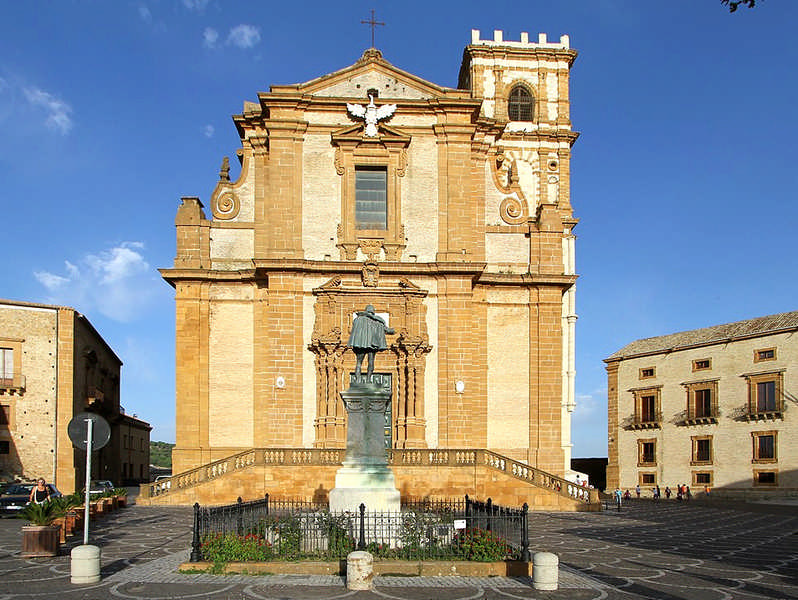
[
  {"left": 21, "top": 525, "right": 61, "bottom": 557},
  {"left": 116, "top": 495, "right": 128, "bottom": 508}
]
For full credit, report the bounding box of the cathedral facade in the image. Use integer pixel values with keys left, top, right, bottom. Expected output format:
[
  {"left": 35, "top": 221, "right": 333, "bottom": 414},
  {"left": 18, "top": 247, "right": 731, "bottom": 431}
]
[{"left": 162, "top": 30, "right": 580, "bottom": 488}]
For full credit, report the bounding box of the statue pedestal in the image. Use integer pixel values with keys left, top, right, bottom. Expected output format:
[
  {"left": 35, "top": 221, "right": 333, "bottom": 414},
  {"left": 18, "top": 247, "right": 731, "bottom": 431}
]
[{"left": 329, "top": 381, "right": 400, "bottom": 514}]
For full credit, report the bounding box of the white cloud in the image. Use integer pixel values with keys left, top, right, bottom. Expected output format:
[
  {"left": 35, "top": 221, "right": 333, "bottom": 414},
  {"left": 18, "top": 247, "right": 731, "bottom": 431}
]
[
  {"left": 33, "top": 271, "right": 69, "bottom": 290},
  {"left": 22, "top": 87, "right": 73, "bottom": 134},
  {"left": 183, "top": 0, "right": 211, "bottom": 11},
  {"left": 202, "top": 27, "right": 219, "bottom": 48},
  {"left": 138, "top": 3, "right": 152, "bottom": 22},
  {"left": 33, "top": 242, "right": 162, "bottom": 322},
  {"left": 227, "top": 24, "right": 260, "bottom": 49},
  {"left": 203, "top": 124, "right": 214, "bottom": 138}
]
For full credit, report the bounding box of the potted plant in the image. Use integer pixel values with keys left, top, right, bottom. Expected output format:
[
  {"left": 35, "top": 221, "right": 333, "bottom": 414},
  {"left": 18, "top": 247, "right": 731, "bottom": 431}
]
[
  {"left": 20, "top": 501, "right": 65, "bottom": 557},
  {"left": 113, "top": 487, "right": 129, "bottom": 508},
  {"left": 51, "top": 495, "right": 83, "bottom": 543}
]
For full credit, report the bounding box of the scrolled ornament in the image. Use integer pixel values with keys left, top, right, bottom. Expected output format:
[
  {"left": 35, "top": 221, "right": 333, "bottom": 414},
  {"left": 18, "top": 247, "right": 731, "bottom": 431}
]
[
  {"left": 499, "top": 195, "right": 527, "bottom": 225},
  {"left": 212, "top": 192, "right": 240, "bottom": 220}
]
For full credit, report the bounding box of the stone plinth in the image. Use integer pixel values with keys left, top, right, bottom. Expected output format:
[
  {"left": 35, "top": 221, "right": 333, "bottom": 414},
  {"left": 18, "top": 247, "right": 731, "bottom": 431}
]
[{"left": 329, "top": 381, "right": 400, "bottom": 514}]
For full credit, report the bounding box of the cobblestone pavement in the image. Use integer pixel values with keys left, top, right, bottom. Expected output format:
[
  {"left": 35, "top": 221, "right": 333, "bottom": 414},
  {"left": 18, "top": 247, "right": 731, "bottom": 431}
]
[{"left": 0, "top": 499, "right": 796, "bottom": 599}]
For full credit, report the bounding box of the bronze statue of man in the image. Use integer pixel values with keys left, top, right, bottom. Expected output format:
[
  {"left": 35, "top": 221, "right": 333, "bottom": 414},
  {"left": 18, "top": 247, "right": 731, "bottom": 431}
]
[{"left": 347, "top": 305, "right": 394, "bottom": 379}]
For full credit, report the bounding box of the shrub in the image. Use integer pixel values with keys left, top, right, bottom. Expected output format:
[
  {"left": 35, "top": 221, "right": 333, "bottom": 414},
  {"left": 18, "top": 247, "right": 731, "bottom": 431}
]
[
  {"left": 20, "top": 501, "right": 64, "bottom": 526},
  {"left": 201, "top": 533, "right": 272, "bottom": 563},
  {"left": 452, "top": 528, "right": 513, "bottom": 562}
]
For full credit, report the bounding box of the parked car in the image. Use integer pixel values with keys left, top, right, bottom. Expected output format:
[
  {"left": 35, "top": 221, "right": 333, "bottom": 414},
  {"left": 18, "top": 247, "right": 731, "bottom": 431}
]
[
  {"left": 0, "top": 483, "right": 62, "bottom": 516},
  {"left": 88, "top": 480, "right": 114, "bottom": 494}
]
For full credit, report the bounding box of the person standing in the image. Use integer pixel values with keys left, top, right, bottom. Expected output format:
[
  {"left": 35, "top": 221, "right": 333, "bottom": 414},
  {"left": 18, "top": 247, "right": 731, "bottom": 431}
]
[
  {"left": 614, "top": 487, "right": 623, "bottom": 511},
  {"left": 28, "top": 478, "right": 51, "bottom": 504},
  {"left": 635, "top": 484, "right": 641, "bottom": 498},
  {"left": 665, "top": 486, "right": 671, "bottom": 499}
]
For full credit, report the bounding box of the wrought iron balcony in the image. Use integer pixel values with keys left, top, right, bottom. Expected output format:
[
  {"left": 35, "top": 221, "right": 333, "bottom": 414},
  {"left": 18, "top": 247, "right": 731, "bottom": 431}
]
[
  {"left": 627, "top": 413, "right": 662, "bottom": 430},
  {"left": 743, "top": 404, "right": 784, "bottom": 421},
  {"left": 0, "top": 374, "right": 25, "bottom": 394}
]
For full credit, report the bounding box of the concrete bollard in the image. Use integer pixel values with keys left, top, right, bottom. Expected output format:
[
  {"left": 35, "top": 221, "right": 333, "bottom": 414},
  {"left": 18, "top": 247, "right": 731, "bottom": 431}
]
[
  {"left": 346, "top": 550, "right": 373, "bottom": 591},
  {"left": 71, "top": 544, "right": 101, "bottom": 584},
  {"left": 533, "top": 551, "right": 558, "bottom": 591}
]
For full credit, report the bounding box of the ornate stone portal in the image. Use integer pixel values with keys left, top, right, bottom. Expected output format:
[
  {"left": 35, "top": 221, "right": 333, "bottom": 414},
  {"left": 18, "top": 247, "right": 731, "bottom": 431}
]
[{"left": 308, "top": 276, "right": 432, "bottom": 450}]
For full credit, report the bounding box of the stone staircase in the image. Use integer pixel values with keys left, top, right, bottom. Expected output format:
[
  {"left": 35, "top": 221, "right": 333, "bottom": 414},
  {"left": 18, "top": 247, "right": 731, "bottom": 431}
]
[{"left": 137, "top": 448, "right": 600, "bottom": 511}]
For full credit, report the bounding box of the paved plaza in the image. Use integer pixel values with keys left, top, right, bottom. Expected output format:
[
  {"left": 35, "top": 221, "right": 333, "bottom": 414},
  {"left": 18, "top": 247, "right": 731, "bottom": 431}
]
[{"left": 0, "top": 498, "right": 796, "bottom": 599}]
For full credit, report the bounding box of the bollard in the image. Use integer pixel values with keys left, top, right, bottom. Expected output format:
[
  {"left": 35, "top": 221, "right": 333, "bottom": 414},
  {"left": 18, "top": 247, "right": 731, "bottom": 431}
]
[
  {"left": 346, "top": 550, "right": 373, "bottom": 591},
  {"left": 71, "top": 544, "right": 101, "bottom": 584},
  {"left": 533, "top": 551, "right": 558, "bottom": 591}
]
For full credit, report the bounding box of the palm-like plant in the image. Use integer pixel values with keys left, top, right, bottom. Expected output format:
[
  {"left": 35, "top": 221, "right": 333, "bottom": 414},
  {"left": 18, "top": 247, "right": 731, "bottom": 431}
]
[{"left": 20, "top": 501, "right": 65, "bottom": 526}]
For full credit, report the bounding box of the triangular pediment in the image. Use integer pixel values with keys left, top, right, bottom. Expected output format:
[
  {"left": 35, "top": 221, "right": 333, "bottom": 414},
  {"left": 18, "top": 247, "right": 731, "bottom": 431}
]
[{"left": 274, "top": 49, "right": 465, "bottom": 101}]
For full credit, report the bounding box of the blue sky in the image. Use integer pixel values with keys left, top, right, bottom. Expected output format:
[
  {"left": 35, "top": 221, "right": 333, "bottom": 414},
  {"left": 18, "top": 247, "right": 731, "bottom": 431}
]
[{"left": 1, "top": 1, "right": 795, "bottom": 458}]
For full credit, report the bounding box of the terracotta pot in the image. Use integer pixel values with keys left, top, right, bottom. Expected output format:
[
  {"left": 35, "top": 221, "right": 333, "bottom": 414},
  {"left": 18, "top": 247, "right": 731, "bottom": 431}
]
[
  {"left": 21, "top": 525, "right": 61, "bottom": 557},
  {"left": 64, "top": 511, "right": 77, "bottom": 535},
  {"left": 52, "top": 518, "right": 67, "bottom": 544}
]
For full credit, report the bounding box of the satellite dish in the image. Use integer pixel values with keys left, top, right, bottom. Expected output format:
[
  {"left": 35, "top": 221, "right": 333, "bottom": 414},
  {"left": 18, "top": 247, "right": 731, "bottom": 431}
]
[{"left": 68, "top": 412, "right": 111, "bottom": 451}]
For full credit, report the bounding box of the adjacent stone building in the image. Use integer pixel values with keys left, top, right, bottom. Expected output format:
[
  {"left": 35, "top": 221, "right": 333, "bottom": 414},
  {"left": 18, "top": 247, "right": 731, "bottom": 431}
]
[
  {"left": 0, "top": 299, "right": 150, "bottom": 491},
  {"left": 606, "top": 311, "right": 797, "bottom": 497},
  {"left": 161, "top": 30, "right": 582, "bottom": 502}
]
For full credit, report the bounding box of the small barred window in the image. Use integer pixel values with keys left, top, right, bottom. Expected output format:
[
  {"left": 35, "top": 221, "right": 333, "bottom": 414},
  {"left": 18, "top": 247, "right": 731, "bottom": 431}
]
[{"left": 508, "top": 86, "right": 534, "bottom": 121}]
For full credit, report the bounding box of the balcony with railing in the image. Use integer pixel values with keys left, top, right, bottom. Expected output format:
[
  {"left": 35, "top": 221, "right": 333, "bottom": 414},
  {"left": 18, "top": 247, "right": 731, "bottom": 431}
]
[
  {"left": 744, "top": 398, "right": 784, "bottom": 421},
  {"left": 0, "top": 374, "right": 25, "bottom": 395},
  {"left": 627, "top": 412, "right": 663, "bottom": 430}
]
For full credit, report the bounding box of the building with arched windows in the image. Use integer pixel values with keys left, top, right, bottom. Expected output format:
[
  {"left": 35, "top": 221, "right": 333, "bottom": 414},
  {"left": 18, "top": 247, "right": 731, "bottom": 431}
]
[{"left": 145, "top": 30, "right": 593, "bottom": 509}]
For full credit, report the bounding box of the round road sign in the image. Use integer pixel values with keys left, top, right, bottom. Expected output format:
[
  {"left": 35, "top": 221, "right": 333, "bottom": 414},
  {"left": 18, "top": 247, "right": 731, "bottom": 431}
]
[{"left": 67, "top": 412, "right": 111, "bottom": 451}]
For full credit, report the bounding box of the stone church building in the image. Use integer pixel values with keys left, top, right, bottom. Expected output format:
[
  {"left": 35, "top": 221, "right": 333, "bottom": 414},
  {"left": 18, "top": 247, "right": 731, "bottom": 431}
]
[{"left": 152, "top": 30, "right": 592, "bottom": 508}]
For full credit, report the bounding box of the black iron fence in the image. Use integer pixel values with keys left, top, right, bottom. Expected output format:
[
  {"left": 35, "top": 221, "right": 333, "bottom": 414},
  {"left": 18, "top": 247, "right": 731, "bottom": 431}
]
[{"left": 190, "top": 494, "right": 530, "bottom": 563}]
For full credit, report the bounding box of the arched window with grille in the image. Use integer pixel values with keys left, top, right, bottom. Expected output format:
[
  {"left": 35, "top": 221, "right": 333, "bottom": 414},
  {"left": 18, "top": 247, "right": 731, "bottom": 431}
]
[{"left": 508, "top": 85, "right": 534, "bottom": 121}]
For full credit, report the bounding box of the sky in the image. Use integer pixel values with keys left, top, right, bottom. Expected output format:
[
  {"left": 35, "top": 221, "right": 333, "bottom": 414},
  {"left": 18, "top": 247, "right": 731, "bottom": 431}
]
[{"left": 1, "top": 1, "right": 796, "bottom": 459}]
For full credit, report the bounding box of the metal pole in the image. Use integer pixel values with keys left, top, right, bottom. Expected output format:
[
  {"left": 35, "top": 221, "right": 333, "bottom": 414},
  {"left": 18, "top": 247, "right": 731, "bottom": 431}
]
[
  {"left": 520, "top": 503, "right": 531, "bottom": 562},
  {"left": 357, "top": 503, "right": 366, "bottom": 550},
  {"left": 190, "top": 503, "right": 202, "bottom": 562},
  {"left": 83, "top": 418, "right": 94, "bottom": 545}
]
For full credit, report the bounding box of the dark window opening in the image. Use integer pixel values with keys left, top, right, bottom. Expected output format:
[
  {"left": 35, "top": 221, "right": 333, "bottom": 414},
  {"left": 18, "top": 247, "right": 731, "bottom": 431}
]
[
  {"left": 695, "top": 439, "right": 711, "bottom": 463},
  {"left": 355, "top": 167, "right": 387, "bottom": 230},
  {"left": 641, "top": 395, "right": 657, "bottom": 422},
  {"left": 641, "top": 442, "right": 655, "bottom": 464},
  {"left": 757, "top": 435, "right": 775, "bottom": 460},
  {"left": 508, "top": 86, "right": 534, "bottom": 121},
  {"left": 756, "top": 381, "right": 777, "bottom": 412},
  {"left": 695, "top": 389, "right": 712, "bottom": 418},
  {"left": 756, "top": 471, "right": 776, "bottom": 484},
  {"left": 695, "top": 472, "right": 711, "bottom": 484}
]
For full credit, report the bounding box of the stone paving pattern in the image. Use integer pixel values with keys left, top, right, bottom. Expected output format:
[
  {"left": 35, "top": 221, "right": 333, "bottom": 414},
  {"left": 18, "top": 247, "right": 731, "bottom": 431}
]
[{"left": 0, "top": 498, "right": 795, "bottom": 599}]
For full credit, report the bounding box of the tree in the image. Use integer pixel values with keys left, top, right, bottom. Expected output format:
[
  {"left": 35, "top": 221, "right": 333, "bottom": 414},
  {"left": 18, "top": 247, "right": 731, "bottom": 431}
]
[{"left": 721, "top": 0, "right": 757, "bottom": 12}]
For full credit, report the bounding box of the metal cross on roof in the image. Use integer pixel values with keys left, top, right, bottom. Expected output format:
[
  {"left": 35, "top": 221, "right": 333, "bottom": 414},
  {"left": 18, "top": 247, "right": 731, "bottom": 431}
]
[{"left": 361, "top": 9, "right": 385, "bottom": 49}]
